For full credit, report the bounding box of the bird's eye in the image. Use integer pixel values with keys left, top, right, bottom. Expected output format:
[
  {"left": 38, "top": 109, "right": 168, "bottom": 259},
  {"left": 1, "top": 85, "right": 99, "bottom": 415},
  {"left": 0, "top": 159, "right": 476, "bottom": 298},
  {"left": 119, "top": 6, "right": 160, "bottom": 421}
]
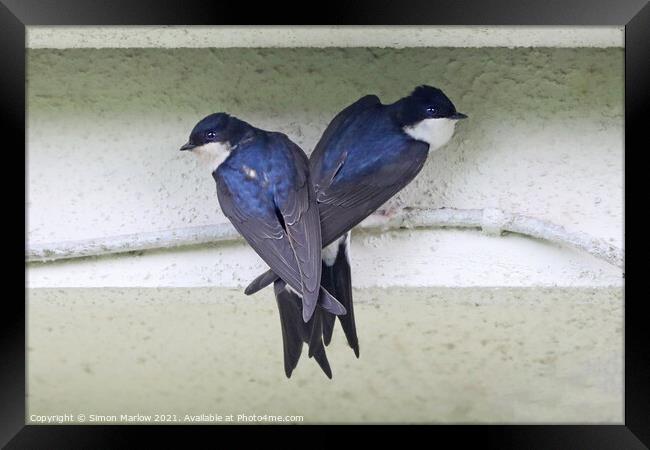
[
  {"left": 205, "top": 131, "right": 216, "bottom": 139},
  {"left": 426, "top": 106, "right": 437, "bottom": 116}
]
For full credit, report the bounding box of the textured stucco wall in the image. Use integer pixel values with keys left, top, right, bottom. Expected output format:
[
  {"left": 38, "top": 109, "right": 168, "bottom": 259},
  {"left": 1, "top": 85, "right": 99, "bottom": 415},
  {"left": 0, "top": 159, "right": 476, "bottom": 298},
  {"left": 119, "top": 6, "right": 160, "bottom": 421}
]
[
  {"left": 26, "top": 47, "right": 624, "bottom": 287},
  {"left": 27, "top": 287, "right": 622, "bottom": 423}
]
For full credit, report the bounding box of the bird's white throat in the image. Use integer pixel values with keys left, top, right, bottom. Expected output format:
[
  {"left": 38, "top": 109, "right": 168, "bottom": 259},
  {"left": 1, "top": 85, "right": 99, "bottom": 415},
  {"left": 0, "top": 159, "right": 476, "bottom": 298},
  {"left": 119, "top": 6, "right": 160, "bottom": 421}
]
[
  {"left": 192, "top": 142, "right": 231, "bottom": 172},
  {"left": 403, "top": 118, "right": 457, "bottom": 151}
]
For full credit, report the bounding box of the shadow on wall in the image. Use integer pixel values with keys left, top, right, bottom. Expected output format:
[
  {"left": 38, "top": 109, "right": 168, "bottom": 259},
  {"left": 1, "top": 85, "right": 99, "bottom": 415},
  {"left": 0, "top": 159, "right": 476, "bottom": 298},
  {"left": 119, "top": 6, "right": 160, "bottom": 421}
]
[{"left": 28, "top": 48, "right": 622, "bottom": 119}]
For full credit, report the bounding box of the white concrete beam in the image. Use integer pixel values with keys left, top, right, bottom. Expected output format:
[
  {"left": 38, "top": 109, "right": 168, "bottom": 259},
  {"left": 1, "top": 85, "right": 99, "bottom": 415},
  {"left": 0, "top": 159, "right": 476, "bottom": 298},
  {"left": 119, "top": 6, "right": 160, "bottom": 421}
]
[{"left": 27, "top": 26, "right": 623, "bottom": 49}]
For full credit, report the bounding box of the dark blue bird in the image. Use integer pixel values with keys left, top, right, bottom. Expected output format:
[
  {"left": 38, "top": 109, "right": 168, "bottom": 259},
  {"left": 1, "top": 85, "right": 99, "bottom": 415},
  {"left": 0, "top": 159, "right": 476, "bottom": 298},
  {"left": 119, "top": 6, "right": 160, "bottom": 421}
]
[
  {"left": 244, "top": 85, "right": 467, "bottom": 361},
  {"left": 180, "top": 113, "right": 347, "bottom": 378}
]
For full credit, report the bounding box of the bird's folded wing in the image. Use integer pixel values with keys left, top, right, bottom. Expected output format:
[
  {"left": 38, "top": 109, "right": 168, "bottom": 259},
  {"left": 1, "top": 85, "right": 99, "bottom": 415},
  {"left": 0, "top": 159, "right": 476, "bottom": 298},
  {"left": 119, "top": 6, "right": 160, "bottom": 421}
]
[
  {"left": 216, "top": 141, "right": 323, "bottom": 321},
  {"left": 276, "top": 139, "right": 324, "bottom": 320},
  {"left": 276, "top": 144, "right": 322, "bottom": 299},
  {"left": 310, "top": 94, "right": 381, "bottom": 166},
  {"left": 316, "top": 142, "right": 429, "bottom": 246},
  {"left": 216, "top": 176, "right": 302, "bottom": 290}
]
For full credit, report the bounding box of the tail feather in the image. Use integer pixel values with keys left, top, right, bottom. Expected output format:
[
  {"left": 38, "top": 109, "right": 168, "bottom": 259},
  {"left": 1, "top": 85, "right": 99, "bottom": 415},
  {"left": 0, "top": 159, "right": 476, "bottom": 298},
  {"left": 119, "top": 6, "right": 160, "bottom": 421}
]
[
  {"left": 306, "top": 308, "right": 333, "bottom": 378},
  {"left": 311, "top": 339, "right": 333, "bottom": 379},
  {"left": 274, "top": 280, "right": 304, "bottom": 378},
  {"left": 245, "top": 269, "right": 278, "bottom": 295},
  {"left": 317, "top": 286, "right": 347, "bottom": 317},
  {"left": 321, "top": 311, "right": 336, "bottom": 346},
  {"left": 308, "top": 307, "right": 323, "bottom": 357},
  {"left": 273, "top": 279, "right": 333, "bottom": 379},
  {"left": 320, "top": 232, "right": 359, "bottom": 357}
]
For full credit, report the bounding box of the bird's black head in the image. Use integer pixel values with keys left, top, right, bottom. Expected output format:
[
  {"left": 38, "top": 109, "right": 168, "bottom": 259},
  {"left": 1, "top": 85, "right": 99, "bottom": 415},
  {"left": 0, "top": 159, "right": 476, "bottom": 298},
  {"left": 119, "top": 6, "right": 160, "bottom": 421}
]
[
  {"left": 180, "top": 112, "right": 253, "bottom": 173},
  {"left": 180, "top": 112, "right": 232, "bottom": 151},
  {"left": 398, "top": 85, "right": 467, "bottom": 127},
  {"left": 393, "top": 85, "right": 468, "bottom": 150}
]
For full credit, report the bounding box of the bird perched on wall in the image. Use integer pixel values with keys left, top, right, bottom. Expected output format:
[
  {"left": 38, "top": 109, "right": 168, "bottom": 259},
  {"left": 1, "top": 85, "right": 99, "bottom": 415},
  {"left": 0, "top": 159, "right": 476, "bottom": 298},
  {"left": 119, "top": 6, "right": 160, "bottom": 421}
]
[
  {"left": 180, "top": 113, "right": 346, "bottom": 378},
  {"left": 244, "top": 85, "right": 467, "bottom": 365}
]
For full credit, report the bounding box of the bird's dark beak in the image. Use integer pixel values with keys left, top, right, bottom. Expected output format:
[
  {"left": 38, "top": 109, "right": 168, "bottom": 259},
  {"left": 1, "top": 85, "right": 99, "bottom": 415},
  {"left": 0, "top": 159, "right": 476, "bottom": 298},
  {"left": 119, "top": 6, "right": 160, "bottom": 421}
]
[
  {"left": 450, "top": 112, "right": 468, "bottom": 120},
  {"left": 180, "top": 142, "right": 196, "bottom": 152}
]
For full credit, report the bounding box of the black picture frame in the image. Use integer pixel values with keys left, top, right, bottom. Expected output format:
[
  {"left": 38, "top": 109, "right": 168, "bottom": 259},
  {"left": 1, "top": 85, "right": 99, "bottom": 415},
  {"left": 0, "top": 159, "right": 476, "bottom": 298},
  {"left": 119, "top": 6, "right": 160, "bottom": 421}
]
[{"left": 4, "top": 0, "right": 646, "bottom": 447}]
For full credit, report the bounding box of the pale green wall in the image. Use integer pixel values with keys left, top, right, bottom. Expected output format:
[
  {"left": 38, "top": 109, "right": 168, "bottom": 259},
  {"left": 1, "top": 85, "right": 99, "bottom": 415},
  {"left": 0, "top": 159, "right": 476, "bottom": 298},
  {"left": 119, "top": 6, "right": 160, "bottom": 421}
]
[{"left": 28, "top": 287, "right": 622, "bottom": 423}]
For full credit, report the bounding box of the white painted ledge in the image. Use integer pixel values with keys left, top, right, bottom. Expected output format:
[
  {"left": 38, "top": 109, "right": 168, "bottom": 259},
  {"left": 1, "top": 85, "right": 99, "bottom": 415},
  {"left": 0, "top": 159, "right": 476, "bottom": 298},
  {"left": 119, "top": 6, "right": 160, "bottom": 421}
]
[
  {"left": 26, "top": 26, "right": 623, "bottom": 49},
  {"left": 26, "top": 228, "right": 622, "bottom": 289},
  {"left": 26, "top": 207, "right": 624, "bottom": 269}
]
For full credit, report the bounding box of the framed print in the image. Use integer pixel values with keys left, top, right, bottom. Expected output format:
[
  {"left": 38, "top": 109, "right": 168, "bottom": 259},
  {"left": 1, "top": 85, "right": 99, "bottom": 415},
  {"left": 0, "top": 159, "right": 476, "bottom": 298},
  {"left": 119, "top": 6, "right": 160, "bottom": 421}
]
[{"left": 4, "top": 0, "right": 648, "bottom": 447}]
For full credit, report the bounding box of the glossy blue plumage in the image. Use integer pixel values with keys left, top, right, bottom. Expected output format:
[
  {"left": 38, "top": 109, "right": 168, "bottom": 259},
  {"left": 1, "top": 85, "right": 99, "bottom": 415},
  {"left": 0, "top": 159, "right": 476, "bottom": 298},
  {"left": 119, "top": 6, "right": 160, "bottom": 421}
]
[
  {"left": 217, "top": 132, "right": 302, "bottom": 221},
  {"left": 192, "top": 117, "right": 346, "bottom": 322},
  {"left": 314, "top": 104, "right": 412, "bottom": 187}
]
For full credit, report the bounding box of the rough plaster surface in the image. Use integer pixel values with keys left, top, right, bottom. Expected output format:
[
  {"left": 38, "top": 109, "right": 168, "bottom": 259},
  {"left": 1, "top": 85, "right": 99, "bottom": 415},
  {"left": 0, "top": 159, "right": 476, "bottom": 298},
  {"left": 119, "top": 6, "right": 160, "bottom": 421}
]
[
  {"left": 26, "top": 26, "right": 623, "bottom": 49},
  {"left": 26, "top": 47, "right": 624, "bottom": 287},
  {"left": 27, "top": 287, "right": 623, "bottom": 423}
]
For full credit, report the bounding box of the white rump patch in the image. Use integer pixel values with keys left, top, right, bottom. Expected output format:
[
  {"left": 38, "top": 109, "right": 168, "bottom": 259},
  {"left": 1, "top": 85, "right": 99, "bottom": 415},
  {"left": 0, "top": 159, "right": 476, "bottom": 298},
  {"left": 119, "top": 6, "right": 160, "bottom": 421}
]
[
  {"left": 322, "top": 232, "right": 350, "bottom": 266},
  {"left": 403, "top": 117, "right": 457, "bottom": 151},
  {"left": 191, "top": 141, "right": 231, "bottom": 173},
  {"left": 343, "top": 231, "right": 351, "bottom": 264}
]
